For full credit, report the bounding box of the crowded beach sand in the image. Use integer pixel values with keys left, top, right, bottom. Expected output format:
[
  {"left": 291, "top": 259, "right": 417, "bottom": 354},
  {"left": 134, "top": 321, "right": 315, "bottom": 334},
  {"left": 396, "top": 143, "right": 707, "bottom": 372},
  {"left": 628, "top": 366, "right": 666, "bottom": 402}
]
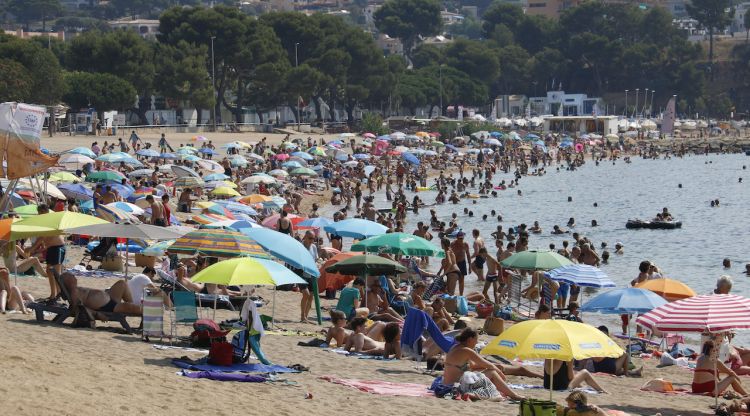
[{"left": 0, "top": 129, "right": 748, "bottom": 416}]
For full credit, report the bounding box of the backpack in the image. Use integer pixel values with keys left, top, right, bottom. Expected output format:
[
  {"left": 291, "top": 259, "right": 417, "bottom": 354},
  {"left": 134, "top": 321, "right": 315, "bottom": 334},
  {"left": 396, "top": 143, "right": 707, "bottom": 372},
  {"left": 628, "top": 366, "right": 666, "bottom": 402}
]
[
  {"left": 231, "top": 330, "right": 250, "bottom": 364},
  {"left": 519, "top": 398, "right": 557, "bottom": 416},
  {"left": 189, "top": 319, "right": 228, "bottom": 348},
  {"left": 208, "top": 341, "right": 234, "bottom": 366}
]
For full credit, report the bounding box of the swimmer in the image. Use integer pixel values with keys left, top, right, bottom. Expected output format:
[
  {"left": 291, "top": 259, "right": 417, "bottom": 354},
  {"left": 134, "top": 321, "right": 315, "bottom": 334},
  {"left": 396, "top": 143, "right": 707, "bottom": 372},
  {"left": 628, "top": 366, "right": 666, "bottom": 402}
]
[
  {"left": 600, "top": 242, "right": 607, "bottom": 249},
  {"left": 593, "top": 202, "right": 598, "bottom": 207},
  {"left": 497, "top": 215, "right": 502, "bottom": 222},
  {"left": 567, "top": 217, "right": 576, "bottom": 227},
  {"left": 482, "top": 214, "right": 487, "bottom": 221},
  {"left": 724, "top": 258, "right": 731, "bottom": 269},
  {"left": 517, "top": 190, "right": 522, "bottom": 196},
  {"left": 614, "top": 242, "right": 624, "bottom": 254},
  {"left": 468, "top": 211, "right": 474, "bottom": 217},
  {"left": 567, "top": 196, "right": 572, "bottom": 202},
  {"left": 591, "top": 220, "right": 598, "bottom": 227},
  {"left": 463, "top": 208, "right": 469, "bottom": 214},
  {"left": 602, "top": 251, "right": 610, "bottom": 264},
  {"left": 491, "top": 210, "right": 496, "bottom": 216},
  {"left": 529, "top": 221, "right": 542, "bottom": 234}
]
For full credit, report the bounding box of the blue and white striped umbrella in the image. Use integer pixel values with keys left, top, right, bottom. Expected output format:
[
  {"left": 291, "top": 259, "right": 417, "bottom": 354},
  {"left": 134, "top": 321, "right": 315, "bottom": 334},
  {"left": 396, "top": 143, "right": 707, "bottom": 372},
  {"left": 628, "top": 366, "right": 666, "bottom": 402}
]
[
  {"left": 545, "top": 264, "right": 615, "bottom": 288},
  {"left": 136, "top": 149, "right": 160, "bottom": 157}
]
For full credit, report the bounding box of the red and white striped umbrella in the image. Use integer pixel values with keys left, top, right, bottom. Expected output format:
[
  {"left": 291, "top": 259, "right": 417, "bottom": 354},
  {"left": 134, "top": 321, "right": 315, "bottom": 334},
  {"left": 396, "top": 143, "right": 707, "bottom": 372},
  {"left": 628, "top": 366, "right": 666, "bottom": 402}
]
[{"left": 636, "top": 294, "right": 750, "bottom": 333}]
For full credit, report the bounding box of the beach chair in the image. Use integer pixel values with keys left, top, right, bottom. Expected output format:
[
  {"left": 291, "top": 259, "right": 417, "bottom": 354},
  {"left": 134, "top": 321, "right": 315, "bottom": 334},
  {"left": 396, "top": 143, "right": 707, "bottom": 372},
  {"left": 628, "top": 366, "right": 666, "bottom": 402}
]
[
  {"left": 158, "top": 269, "right": 240, "bottom": 311},
  {"left": 27, "top": 270, "right": 134, "bottom": 333},
  {"left": 506, "top": 272, "right": 534, "bottom": 319},
  {"left": 141, "top": 292, "right": 166, "bottom": 342},
  {"left": 80, "top": 237, "right": 118, "bottom": 266},
  {"left": 170, "top": 291, "right": 199, "bottom": 342}
]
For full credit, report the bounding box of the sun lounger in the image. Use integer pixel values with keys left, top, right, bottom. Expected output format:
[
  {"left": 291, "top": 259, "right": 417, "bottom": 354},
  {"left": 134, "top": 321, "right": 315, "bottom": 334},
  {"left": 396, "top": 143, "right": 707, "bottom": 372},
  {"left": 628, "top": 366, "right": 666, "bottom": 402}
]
[{"left": 28, "top": 270, "right": 135, "bottom": 333}]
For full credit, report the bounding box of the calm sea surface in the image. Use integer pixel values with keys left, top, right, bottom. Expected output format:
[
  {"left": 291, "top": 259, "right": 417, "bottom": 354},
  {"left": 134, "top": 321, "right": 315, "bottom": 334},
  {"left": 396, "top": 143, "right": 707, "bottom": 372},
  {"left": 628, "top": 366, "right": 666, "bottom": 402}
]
[{"left": 355, "top": 153, "right": 750, "bottom": 340}]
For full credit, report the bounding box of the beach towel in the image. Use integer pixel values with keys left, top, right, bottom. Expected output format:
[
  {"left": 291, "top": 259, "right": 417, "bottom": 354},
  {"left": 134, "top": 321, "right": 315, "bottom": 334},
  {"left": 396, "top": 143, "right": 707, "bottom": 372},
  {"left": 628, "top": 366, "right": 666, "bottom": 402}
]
[
  {"left": 319, "top": 376, "right": 434, "bottom": 398},
  {"left": 507, "top": 384, "right": 601, "bottom": 395},
  {"left": 179, "top": 370, "right": 267, "bottom": 382},
  {"left": 429, "top": 376, "right": 455, "bottom": 397},
  {"left": 323, "top": 348, "right": 395, "bottom": 360},
  {"left": 172, "top": 359, "right": 298, "bottom": 373},
  {"left": 152, "top": 345, "right": 208, "bottom": 354},
  {"left": 65, "top": 267, "right": 127, "bottom": 279},
  {"left": 240, "top": 298, "right": 264, "bottom": 337},
  {"left": 401, "top": 307, "right": 456, "bottom": 354}
]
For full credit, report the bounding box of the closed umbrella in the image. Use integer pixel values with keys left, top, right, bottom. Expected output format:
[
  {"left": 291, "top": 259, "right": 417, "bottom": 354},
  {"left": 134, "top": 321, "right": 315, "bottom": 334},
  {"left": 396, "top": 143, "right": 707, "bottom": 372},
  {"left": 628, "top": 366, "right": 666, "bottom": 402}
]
[
  {"left": 324, "top": 218, "right": 387, "bottom": 239},
  {"left": 501, "top": 250, "right": 573, "bottom": 271},
  {"left": 351, "top": 232, "right": 444, "bottom": 257},
  {"left": 481, "top": 320, "right": 623, "bottom": 400}
]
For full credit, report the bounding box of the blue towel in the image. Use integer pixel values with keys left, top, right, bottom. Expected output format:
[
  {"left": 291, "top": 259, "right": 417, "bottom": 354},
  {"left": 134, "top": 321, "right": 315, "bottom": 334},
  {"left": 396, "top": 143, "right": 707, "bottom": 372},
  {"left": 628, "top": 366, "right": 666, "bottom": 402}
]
[
  {"left": 172, "top": 359, "right": 298, "bottom": 373},
  {"left": 429, "top": 376, "right": 455, "bottom": 397},
  {"left": 400, "top": 307, "right": 457, "bottom": 353}
]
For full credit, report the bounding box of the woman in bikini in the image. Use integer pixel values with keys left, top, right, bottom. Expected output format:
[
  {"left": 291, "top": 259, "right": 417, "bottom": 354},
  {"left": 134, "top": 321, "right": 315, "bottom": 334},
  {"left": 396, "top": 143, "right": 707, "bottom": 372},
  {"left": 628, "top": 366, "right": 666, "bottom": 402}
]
[
  {"left": 442, "top": 328, "right": 524, "bottom": 400},
  {"left": 438, "top": 238, "right": 461, "bottom": 296},
  {"left": 692, "top": 341, "right": 747, "bottom": 396}
]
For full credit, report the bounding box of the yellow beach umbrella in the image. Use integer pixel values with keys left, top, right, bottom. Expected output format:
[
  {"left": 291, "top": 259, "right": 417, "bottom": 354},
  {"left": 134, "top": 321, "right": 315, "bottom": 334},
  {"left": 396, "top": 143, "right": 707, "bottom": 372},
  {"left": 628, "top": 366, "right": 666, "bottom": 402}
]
[
  {"left": 14, "top": 211, "right": 108, "bottom": 235},
  {"left": 240, "top": 194, "right": 272, "bottom": 204},
  {"left": 195, "top": 201, "right": 217, "bottom": 210},
  {"left": 481, "top": 319, "right": 623, "bottom": 399},
  {"left": 216, "top": 180, "right": 238, "bottom": 189},
  {"left": 211, "top": 187, "right": 240, "bottom": 197},
  {"left": 415, "top": 131, "right": 430, "bottom": 138}
]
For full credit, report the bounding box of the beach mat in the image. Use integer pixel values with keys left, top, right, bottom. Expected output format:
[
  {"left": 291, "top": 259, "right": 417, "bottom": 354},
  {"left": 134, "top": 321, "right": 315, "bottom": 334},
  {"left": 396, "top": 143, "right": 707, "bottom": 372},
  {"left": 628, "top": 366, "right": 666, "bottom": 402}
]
[
  {"left": 324, "top": 348, "right": 396, "bottom": 360},
  {"left": 172, "top": 359, "right": 299, "bottom": 373},
  {"left": 319, "top": 375, "right": 434, "bottom": 397},
  {"left": 179, "top": 370, "right": 267, "bottom": 382},
  {"left": 508, "top": 384, "right": 600, "bottom": 394}
]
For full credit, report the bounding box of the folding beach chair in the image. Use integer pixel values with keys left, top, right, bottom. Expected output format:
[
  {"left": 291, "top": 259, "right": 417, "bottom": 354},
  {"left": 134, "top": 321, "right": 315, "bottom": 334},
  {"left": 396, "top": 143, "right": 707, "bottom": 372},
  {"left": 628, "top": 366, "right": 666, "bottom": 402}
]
[
  {"left": 506, "top": 272, "right": 534, "bottom": 319},
  {"left": 141, "top": 292, "right": 165, "bottom": 342},
  {"left": 170, "top": 291, "right": 199, "bottom": 343}
]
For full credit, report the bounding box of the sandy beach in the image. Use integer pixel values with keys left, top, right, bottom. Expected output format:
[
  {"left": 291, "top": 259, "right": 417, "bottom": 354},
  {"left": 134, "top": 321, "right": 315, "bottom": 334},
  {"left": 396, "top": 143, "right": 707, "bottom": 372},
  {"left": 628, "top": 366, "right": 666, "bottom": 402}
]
[{"left": 0, "top": 129, "right": 744, "bottom": 416}]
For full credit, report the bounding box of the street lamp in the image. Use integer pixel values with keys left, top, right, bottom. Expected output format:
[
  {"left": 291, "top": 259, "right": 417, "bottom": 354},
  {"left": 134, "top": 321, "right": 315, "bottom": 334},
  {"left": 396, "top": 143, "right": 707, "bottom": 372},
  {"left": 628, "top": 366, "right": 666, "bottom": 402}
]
[
  {"left": 642, "top": 88, "right": 649, "bottom": 118},
  {"left": 295, "top": 42, "right": 300, "bottom": 132},
  {"left": 634, "top": 88, "right": 639, "bottom": 119},
  {"left": 439, "top": 64, "right": 444, "bottom": 117},
  {"left": 210, "top": 36, "right": 216, "bottom": 132},
  {"left": 624, "top": 90, "right": 628, "bottom": 117},
  {"left": 650, "top": 90, "right": 655, "bottom": 118}
]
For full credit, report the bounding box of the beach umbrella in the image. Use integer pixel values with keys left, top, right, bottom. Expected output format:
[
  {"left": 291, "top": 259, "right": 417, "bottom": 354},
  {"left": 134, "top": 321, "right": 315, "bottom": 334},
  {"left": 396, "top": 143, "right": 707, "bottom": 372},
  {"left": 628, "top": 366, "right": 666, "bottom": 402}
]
[
  {"left": 202, "top": 219, "right": 261, "bottom": 231},
  {"left": 198, "top": 148, "right": 216, "bottom": 155},
  {"left": 343, "top": 161, "right": 358, "bottom": 167},
  {"left": 268, "top": 169, "right": 289, "bottom": 177},
  {"left": 197, "top": 159, "right": 224, "bottom": 173},
  {"left": 545, "top": 264, "right": 615, "bottom": 288},
  {"left": 290, "top": 167, "right": 317, "bottom": 176},
  {"left": 220, "top": 142, "right": 243, "bottom": 150},
  {"left": 241, "top": 194, "right": 272, "bottom": 204},
  {"left": 168, "top": 229, "right": 270, "bottom": 259},
  {"left": 636, "top": 294, "right": 750, "bottom": 334},
  {"left": 211, "top": 187, "right": 240, "bottom": 197},
  {"left": 230, "top": 156, "right": 249, "bottom": 167},
  {"left": 274, "top": 153, "right": 290, "bottom": 161},
  {"left": 239, "top": 228, "right": 319, "bottom": 277},
  {"left": 376, "top": 135, "right": 390, "bottom": 141},
  {"left": 57, "top": 183, "right": 94, "bottom": 200},
  {"left": 128, "top": 169, "right": 154, "bottom": 178},
  {"left": 192, "top": 257, "right": 305, "bottom": 287},
  {"left": 323, "top": 218, "right": 387, "bottom": 239},
  {"left": 325, "top": 254, "right": 406, "bottom": 276},
  {"left": 240, "top": 175, "right": 277, "bottom": 185},
  {"left": 207, "top": 180, "right": 239, "bottom": 189},
  {"left": 174, "top": 176, "right": 205, "bottom": 188},
  {"left": 445, "top": 144, "right": 459, "bottom": 152},
  {"left": 351, "top": 232, "right": 445, "bottom": 258},
  {"left": 204, "top": 173, "right": 230, "bottom": 181},
  {"left": 180, "top": 154, "right": 201, "bottom": 162},
  {"left": 96, "top": 205, "right": 140, "bottom": 224},
  {"left": 171, "top": 165, "right": 200, "bottom": 178},
  {"left": 353, "top": 153, "right": 371, "bottom": 160},
  {"left": 191, "top": 213, "right": 231, "bottom": 225},
  {"left": 191, "top": 135, "right": 208, "bottom": 142},
  {"left": 67, "top": 147, "right": 96, "bottom": 158},
  {"left": 481, "top": 320, "right": 623, "bottom": 399},
  {"left": 634, "top": 278, "right": 696, "bottom": 301},
  {"left": 105, "top": 202, "right": 145, "bottom": 216},
  {"left": 15, "top": 211, "right": 108, "bottom": 234},
  {"left": 282, "top": 161, "right": 303, "bottom": 169},
  {"left": 14, "top": 204, "right": 38, "bottom": 217},
  {"left": 484, "top": 138, "right": 502, "bottom": 146},
  {"left": 308, "top": 146, "right": 327, "bottom": 157},
  {"left": 159, "top": 153, "right": 177, "bottom": 159},
  {"left": 260, "top": 213, "right": 304, "bottom": 229},
  {"left": 199, "top": 203, "right": 236, "bottom": 219},
  {"left": 86, "top": 171, "right": 124, "bottom": 182},
  {"left": 141, "top": 240, "right": 175, "bottom": 257},
  {"left": 136, "top": 149, "right": 161, "bottom": 157},
  {"left": 176, "top": 147, "right": 199, "bottom": 154},
  {"left": 67, "top": 223, "right": 185, "bottom": 241},
  {"left": 500, "top": 250, "right": 573, "bottom": 271},
  {"left": 59, "top": 154, "right": 94, "bottom": 166},
  {"left": 212, "top": 200, "right": 257, "bottom": 216},
  {"left": 291, "top": 151, "right": 313, "bottom": 161},
  {"left": 297, "top": 217, "right": 333, "bottom": 229},
  {"left": 402, "top": 152, "right": 419, "bottom": 165}
]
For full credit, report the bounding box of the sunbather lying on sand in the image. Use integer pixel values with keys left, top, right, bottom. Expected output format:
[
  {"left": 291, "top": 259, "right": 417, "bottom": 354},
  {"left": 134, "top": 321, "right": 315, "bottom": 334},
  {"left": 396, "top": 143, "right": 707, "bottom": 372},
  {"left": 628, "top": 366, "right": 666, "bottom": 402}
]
[
  {"left": 345, "top": 317, "right": 402, "bottom": 358},
  {"left": 62, "top": 272, "right": 142, "bottom": 316}
]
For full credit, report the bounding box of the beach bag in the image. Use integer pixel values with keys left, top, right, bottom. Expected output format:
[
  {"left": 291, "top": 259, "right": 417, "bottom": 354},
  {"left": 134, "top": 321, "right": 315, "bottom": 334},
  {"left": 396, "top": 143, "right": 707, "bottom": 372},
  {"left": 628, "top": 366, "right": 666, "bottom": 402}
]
[
  {"left": 208, "top": 341, "right": 234, "bottom": 366},
  {"left": 232, "top": 330, "right": 249, "bottom": 363},
  {"left": 190, "top": 319, "right": 228, "bottom": 348},
  {"left": 476, "top": 302, "right": 494, "bottom": 319},
  {"left": 456, "top": 296, "right": 468, "bottom": 316},
  {"left": 519, "top": 398, "right": 557, "bottom": 416},
  {"left": 443, "top": 296, "right": 458, "bottom": 313},
  {"left": 483, "top": 317, "right": 504, "bottom": 336}
]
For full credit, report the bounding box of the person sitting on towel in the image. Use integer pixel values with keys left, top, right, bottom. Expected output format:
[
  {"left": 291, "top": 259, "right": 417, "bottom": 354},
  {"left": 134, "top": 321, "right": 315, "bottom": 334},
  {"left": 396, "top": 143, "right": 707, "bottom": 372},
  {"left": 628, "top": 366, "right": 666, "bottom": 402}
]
[{"left": 63, "top": 272, "right": 142, "bottom": 316}]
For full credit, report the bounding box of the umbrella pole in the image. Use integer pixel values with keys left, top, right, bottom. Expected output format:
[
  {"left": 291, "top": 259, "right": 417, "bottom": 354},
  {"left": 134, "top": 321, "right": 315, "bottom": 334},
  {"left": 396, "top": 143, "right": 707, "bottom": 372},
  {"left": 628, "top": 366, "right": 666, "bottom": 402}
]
[
  {"left": 213, "top": 296, "right": 217, "bottom": 321},
  {"left": 125, "top": 239, "right": 129, "bottom": 278},
  {"left": 311, "top": 277, "right": 322, "bottom": 325},
  {"left": 549, "top": 359, "right": 554, "bottom": 401},
  {"left": 271, "top": 287, "right": 277, "bottom": 329}
]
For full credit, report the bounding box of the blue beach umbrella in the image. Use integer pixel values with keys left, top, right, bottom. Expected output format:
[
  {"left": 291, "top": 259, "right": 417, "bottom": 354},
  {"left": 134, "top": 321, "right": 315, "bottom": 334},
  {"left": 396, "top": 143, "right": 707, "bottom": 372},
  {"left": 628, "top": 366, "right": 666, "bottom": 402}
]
[
  {"left": 291, "top": 151, "right": 314, "bottom": 161},
  {"left": 58, "top": 183, "right": 94, "bottom": 200},
  {"left": 580, "top": 288, "right": 667, "bottom": 315},
  {"left": 545, "top": 264, "right": 615, "bottom": 288},
  {"left": 213, "top": 200, "right": 258, "bottom": 216},
  {"left": 204, "top": 173, "right": 230, "bottom": 181},
  {"left": 324, "top": 218, "right": 387, "bottom": 239},
  {"left": 67, "top": 147, "right": 96, "bottom": 158},
  {"left": 297, "top": 217, "right": 333, "bottom": 229},
  {"left": 353, "top": 153, "right": 371, "bottom": 160},
  {"left": 159, "top": 153, "right": 177, "bottom": 159},
  {"left": 239, "top": 227, "right": 319, "bottom": 277},
  {"left": 402, "top": 152, "right": 419, "bottom": 165},
  {"left": 136, "top": 149, "right": 160, "bottom": 157},
  {"left": 282, "top": 161, "right": 303, "bottom": 169},
  {"left": 198, "top": 148, "right": 216, "bottom": 155}
]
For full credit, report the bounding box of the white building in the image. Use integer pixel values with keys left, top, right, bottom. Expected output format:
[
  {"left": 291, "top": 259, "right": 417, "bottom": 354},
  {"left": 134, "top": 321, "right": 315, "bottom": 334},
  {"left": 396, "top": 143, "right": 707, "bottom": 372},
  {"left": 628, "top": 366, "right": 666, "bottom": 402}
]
[
  {"left": 731, "top": 2, "right": 750, "bottom": 34},
  {"left": 528, "top": 91, "right": 602, "bottom": 117},
  {"left": 542, "top": 115, "right": 619, "bottom": 134},
  {"left": 108, "top": 19, "right": 160, "bottom": 38}
]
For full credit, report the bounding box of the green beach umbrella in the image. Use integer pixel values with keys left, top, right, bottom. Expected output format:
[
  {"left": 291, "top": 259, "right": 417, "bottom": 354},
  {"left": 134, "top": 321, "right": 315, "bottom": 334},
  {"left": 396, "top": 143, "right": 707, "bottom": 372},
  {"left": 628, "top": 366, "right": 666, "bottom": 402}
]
[
  {"left": 290, "top": 167, "right": 317, "bottom": 176},
  {"left": 86, "top": 171, "right": 124, "bottom": 182},
  {"left": 15, "top": 211, "right": 108, "bottom": 233},
  {"left": 325, "top": 254, "right": 407, "bottom": 275},
  {"left": 351, "top": 232, "right": 445, "bottom": 258},
  {"left": 14, "top": 204, "right": 38, "bottom": 217},
  {"left": 500, "top": 249, "right": 573, "bottom": 271}
]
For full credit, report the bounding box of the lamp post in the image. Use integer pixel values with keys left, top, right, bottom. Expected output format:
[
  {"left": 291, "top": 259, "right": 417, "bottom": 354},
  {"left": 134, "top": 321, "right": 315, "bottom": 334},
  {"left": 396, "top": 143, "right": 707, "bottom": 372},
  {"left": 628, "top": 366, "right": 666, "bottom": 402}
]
[
  {"left": 634, "top": 88, "right": 639, "bottom": 119},
  {"left": 642, "top": 88, "right": 649, "bottom": 118},
  {"left": 439, "top": 64, "right": 444, "bottom": 117},
  {"left": 210, "top": 36, "right": 216, "bottom": 132},
  {"left": 295, "top": 42, "right": 301, "bottom": 132},
  {"left": 650, "top": 90, "right": 655, "bottom": 118}
]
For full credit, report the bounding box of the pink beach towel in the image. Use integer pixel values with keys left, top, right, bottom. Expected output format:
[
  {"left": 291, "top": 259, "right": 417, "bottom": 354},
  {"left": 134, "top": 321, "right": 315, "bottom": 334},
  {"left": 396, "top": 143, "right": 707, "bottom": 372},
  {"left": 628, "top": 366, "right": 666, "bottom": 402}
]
[{"left": 319, "top": 376, "right": 434, "bottom": 398}]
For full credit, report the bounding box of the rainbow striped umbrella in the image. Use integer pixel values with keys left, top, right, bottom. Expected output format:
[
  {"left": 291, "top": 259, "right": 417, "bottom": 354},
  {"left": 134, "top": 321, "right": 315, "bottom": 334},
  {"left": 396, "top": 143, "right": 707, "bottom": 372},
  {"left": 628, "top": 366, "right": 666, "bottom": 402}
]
[
  {"left": 191, "top": 213, "right": 231, "bottom": 225},
  {"left": 167, "top": 229, "right": 270, "bottom": 258}
]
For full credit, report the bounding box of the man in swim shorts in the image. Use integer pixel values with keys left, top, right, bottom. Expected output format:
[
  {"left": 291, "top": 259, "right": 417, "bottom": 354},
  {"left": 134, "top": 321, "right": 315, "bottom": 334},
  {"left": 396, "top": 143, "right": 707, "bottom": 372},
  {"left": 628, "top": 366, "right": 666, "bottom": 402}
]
[
  {"left": 479, "top": 248, "right": 502, "bottom": 303},
  {"left": 450, "top": 232, "right": 470, "bottom": 278},
  {"left": 27, "top": 204, "right": 67, "bottom": 300}
]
